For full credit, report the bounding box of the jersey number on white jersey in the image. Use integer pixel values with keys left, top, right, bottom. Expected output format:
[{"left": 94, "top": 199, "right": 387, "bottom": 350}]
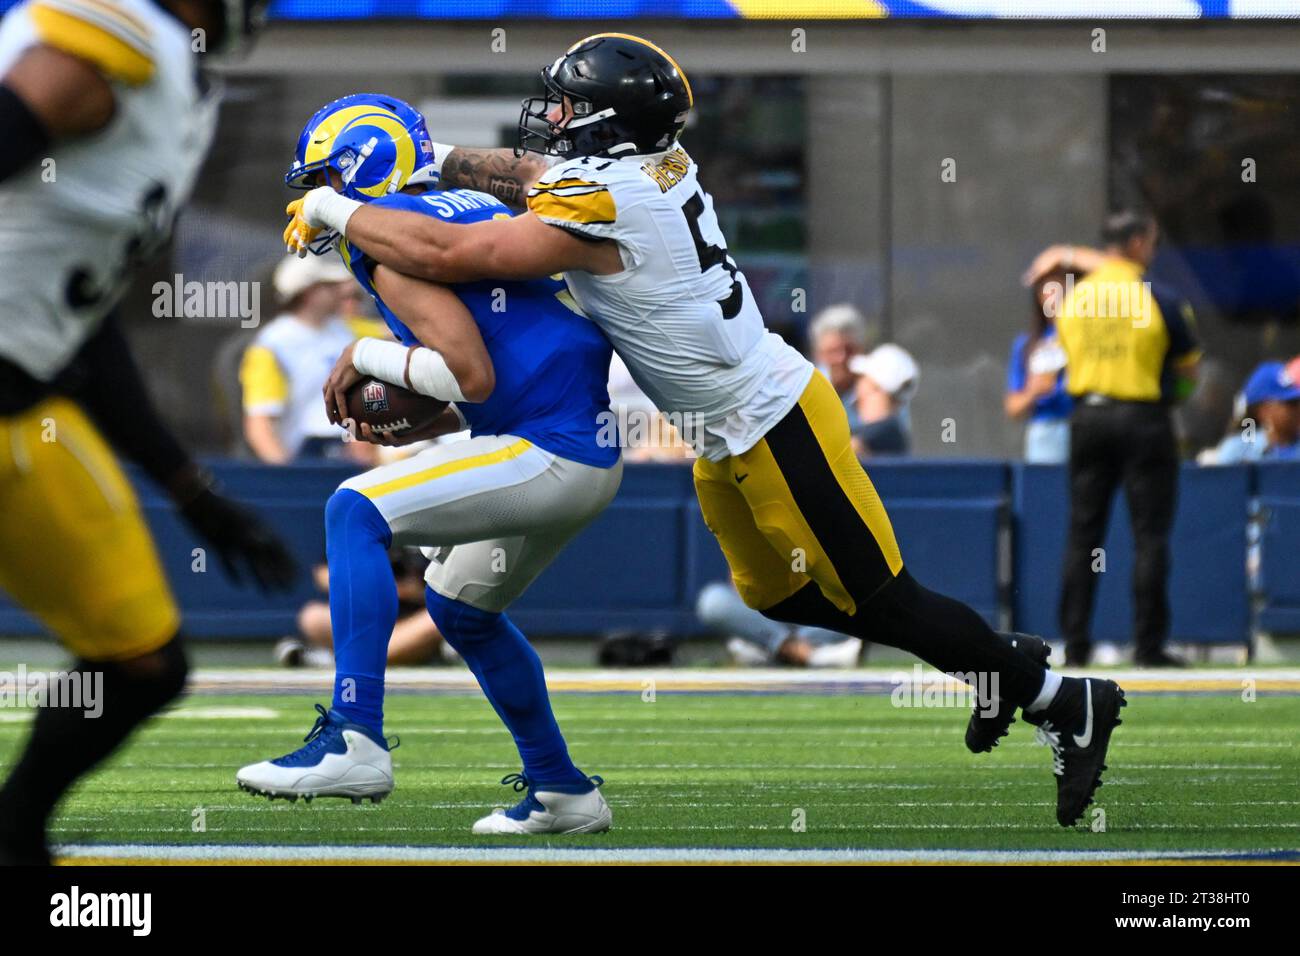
[{"left": 680, "top": 191, "right": 743, "bottom": 321}]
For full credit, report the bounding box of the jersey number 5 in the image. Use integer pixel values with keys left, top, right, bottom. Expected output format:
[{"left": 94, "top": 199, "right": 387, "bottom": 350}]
[{"left": 681, "top": 192, "right": 743, "bottom": 320}]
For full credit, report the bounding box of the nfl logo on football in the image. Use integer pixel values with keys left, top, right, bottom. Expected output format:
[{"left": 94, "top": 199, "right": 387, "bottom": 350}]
[{"left": 362, "top": 381, "right": 389, "bottom": 413}]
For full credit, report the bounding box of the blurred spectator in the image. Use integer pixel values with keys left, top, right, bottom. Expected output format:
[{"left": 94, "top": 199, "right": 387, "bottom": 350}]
[
  {"left": 848, "top": 344, "right": 918, "bottom": 457},
  {"left": 810, "top": 304, "right": 878, "bottom": 432},
  {"left": 695, "top": 581, "right": 862, "bottom": 667},
  {"left": 1047, "top": 210, "right": 1201, "bottom": 668},
  {"left": 276, "top": 550, "right": 456, "bottom": 668},
  {"left": 1207, "top": 361, "right": 1300, "bottom": 463},
  {"left": 1005, "top": 268, "right": 1073, "bottom": 464},
  {"left": 239, "top": 256, "right": 379, "bottom": 465}
]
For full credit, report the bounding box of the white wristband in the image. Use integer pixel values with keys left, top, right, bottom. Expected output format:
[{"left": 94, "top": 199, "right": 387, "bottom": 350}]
[
  {"left": 302, "top": 186, "right": 362, "bottom": 235},
  {"left": 352, "top": 338, "right": 466, "bottom": 403}
]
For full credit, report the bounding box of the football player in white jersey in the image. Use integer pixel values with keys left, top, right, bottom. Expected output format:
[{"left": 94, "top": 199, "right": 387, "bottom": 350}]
[
  {"left": 0, "top": 0, "right": 290, "bottom": 865},
  {"left": 287, "top": 33, "right": 1126, "bottom": 829}
]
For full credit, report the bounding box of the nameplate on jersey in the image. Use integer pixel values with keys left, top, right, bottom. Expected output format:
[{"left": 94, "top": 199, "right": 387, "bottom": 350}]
[{"left": 641, "top": 148, "right": 691, "bottom": 193}]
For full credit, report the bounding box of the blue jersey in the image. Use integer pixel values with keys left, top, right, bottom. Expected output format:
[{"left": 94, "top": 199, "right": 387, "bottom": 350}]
[
  {"left": 1007, "top": 329, "right": 1072, "bottom": 423},
  {"left": 338, "top": 188, "right": 617, "bottom": 469}
]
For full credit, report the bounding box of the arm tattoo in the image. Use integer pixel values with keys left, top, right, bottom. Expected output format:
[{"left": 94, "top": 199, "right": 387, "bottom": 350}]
[{"left": 441, "top": 147, "right": 548, "bottom": 210}]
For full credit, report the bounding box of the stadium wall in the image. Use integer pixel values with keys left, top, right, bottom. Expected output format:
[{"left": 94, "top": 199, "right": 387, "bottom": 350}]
[{"left": 0, "top": 460, "right": 1293, "bottom": 647}]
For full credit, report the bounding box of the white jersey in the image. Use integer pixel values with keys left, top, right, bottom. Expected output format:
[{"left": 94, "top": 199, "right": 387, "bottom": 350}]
[
  {"left": 528, "top": 147, "right": 812, "bottom": 462},
  {"left": 0, "top": 0, "right": 218, "bottom": 381},
  {"left": 239, "top": 314, "right": 365, "bottom": 458}
]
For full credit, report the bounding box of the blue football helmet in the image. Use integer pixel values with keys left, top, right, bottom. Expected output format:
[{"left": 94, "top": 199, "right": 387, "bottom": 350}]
[{"left": 286, "top": 93, "right": 439, "bottom": 253}]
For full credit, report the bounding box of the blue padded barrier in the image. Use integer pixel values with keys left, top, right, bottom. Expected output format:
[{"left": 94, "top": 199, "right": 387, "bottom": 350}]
[
  {"left": 1011, "top": 463, "right": 1250, "bottom": 644},
  {"left": 1255, "top": 463, "right": 1300, "bottom": 635},
  {"left": 0, "top": 458, "right": 1268, "bottom": 643}
]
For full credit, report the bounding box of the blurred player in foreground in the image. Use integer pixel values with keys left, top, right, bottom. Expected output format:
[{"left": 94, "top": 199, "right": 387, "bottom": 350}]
[
  {"left": 0, "top": 0, "right": 291, "bottom": 865},
  {"left": 286, "top": 35, "right": 1124, "bottom": 828},
  {"left": 237, "top": 94, "right": 619, "bottom": 834}
]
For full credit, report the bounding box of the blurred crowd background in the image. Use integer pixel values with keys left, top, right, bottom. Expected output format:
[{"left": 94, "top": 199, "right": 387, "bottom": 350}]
[{"left": 107, "top": 20, "right": 1300, "bottom": 467}]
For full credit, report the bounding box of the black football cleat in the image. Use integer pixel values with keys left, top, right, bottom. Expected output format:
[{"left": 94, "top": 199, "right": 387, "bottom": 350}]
[
  {"left": 0, "top": 835, "right": 51, "bottom": 866},
  {"left": 965, "top": 633, "right": 1053, "bottom": 754},
  {"left": 1027, "top": 677, "right": 1127, "bottom": 827}
]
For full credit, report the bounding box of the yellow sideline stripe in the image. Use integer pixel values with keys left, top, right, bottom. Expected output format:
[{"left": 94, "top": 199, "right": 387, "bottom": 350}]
[
  {"left": 728, "top": 0, "right": 888, "bottom": 18},
  {"left": 58, "top": 857, "right": 1297, "bottom": 868},
  {"left": 359, "top": 439, "right": 532, "bottom": 500}
]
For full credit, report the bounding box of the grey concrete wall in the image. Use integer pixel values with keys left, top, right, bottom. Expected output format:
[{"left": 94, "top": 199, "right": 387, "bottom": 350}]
[{"left": 887, "top": 74, "right": 1108, "bottom": 458}]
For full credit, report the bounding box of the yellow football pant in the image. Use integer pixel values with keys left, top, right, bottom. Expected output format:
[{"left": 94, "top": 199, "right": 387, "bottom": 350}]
[
  {"left": 0, "top": 397, "right": 180, "bottom": 661},
  {"left": 694, "top": 370, "right": 904, "bottom": 616}
]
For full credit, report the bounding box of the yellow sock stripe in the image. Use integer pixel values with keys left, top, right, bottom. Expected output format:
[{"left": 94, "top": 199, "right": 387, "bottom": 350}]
[
  {"left": 31, "top": 2, "right": 154, "bottom": 85},
  {"left": 359, "top": 439, "right": 533, "bottom": 500}
]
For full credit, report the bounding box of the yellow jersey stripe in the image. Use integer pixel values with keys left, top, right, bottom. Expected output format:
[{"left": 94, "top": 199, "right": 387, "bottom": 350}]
[
  {"left": 31, "top": 1, "right": 154, "bottom": 85},
  {"left": 528, "top": 188, "right": 617, "bottom": 226},
  {"left": 361, "top": 439, "right": 534, "bottom": 500},
  {"left": 61, "top": 0, "right": 151, "bottom": 45},
  {"left": 530, "top": 178, "right": 606, "bottom": 194}
]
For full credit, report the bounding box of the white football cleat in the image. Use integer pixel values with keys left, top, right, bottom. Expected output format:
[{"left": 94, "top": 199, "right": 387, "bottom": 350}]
[
  {"left": 472, "top": 773, "right": 612, "bottom": 834},
  {"left": 807, "top": 637, "right": 863, "bottom": 668},
  {"left": 236, "top": 704, "right": 394, "bottom": 804},
  {"left": 725, "top": 637, "right": 770, "bottom": 667}
]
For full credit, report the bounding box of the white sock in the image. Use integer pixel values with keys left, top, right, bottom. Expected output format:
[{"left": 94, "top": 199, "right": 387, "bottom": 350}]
[{"left": 1025, "top": 670, "right": 1063, "bottom": 714}]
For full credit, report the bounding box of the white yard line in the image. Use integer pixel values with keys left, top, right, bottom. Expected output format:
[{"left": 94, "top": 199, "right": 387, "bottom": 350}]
[
  {"left": 186, "top": 667, "right": 1300, "bottom": 693},
  {"left": 53, "top": 844, "right": 1300, "bottom": 864}
]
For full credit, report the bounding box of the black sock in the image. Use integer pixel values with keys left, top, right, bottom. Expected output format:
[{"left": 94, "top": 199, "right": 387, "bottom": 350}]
[
  {"left": 0, "top": 637, "right": 189, "bottom": 854},
  {"left": 764, "top": 572, "right": 1048, "bottom": 706}
]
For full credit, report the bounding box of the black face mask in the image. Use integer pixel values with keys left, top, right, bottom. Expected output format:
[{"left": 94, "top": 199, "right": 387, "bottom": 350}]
[{"left": 516, "top": 71, "right": 582, "bottom": 159}]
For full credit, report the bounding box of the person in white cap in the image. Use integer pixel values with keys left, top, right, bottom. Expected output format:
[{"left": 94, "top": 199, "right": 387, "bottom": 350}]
[
  {"left": 240, "top": 255, "right": 378, "bottom": 463},
  {"left": 848, "top": 343, "right": 919, "bottom": 457}
]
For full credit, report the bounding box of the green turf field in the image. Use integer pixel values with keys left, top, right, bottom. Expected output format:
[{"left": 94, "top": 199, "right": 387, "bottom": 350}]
[{"left": 2, "top": 683, "right": 1296, "bottom": 858}]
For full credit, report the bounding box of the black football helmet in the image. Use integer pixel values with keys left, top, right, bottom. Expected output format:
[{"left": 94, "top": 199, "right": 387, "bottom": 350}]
[{"left": 517, "top": 33, "right": 693, "bottom": 160}]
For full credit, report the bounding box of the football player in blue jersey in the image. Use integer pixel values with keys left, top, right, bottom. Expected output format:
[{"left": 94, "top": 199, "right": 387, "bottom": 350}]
[{"left": 236, "top": 94, "right": 621, "bottom": 834}]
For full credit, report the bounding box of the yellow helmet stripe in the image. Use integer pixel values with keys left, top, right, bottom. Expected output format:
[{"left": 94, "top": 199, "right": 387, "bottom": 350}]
[{"left": 570, "top": 33, "right": 693, "bottom": 110}]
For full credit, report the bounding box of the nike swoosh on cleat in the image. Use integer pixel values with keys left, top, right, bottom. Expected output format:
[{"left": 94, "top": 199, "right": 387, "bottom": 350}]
[{"left": 1073, "top": 679, "right": 1094, "bottom": 748}]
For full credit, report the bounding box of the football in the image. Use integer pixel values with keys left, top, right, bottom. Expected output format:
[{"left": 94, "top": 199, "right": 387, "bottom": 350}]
[{"left": 343, "top": 376, "right": 448, "bottom": 441}]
